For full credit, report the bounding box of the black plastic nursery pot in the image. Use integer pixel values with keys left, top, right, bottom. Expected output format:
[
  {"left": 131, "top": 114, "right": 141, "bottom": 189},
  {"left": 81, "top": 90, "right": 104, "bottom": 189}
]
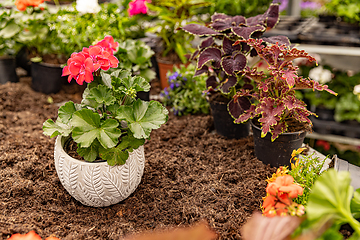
[
  {"left": 251, "top": 120, "right": 307, "bottom": 168},
  {"left": 0, "top": 57, "right": 18, "bottom": 84},
  {"left": 210, "top": 100, "right": 250, "bottom": 139},
  {"left": 137, "top": 91, "right": 150, "bottom": 101},
  {"left": 31, "top": 62, "right": 66, "bottom": 94}
]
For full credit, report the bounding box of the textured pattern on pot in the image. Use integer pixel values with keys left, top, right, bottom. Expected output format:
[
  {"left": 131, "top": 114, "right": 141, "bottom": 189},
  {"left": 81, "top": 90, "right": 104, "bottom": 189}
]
[{"left": 54, "top": 136, "right": 145, "bottom": 207}]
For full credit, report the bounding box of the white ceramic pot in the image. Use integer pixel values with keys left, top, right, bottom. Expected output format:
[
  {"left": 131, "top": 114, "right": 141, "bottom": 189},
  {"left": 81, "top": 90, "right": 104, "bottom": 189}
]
[{"left": 54, "top": 136, "right": 145, "bottom": 207}]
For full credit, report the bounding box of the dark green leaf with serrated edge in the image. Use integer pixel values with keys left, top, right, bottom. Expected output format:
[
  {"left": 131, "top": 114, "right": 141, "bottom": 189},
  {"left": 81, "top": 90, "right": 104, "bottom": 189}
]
[
  {"left": 58, "top": 101, "right": 79, "bottom": 124},
  {"left": 42, "top": 119, "right": 72, "bottom": 138},
  {"left": 116, "top": 99, "right": 168, "bottom": 139},
  {"left": 87, "top": 85, "right": 116, "bottom": 107},
  {"left": 99, "top": 133, "right": 145, "bottom": 165},
  {"left": 71, "top": 109, "right": 121, "bottom": 148},
  {"left": 76, "top": 139, "right": 104, "bottom": 162}
]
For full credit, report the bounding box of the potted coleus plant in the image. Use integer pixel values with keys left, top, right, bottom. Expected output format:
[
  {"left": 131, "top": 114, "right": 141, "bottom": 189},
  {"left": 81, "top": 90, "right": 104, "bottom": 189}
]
[
  {"left": 228, "top": 38, "right": 337, "bottom": 167},
  {"left": 182, "top": 4, "right": 289, "bottom": 139},
  {"left": 42, "top": 36, "right": 169, "bottom": 207},
  {"left": 146, "top": 0, "right": 211, "bottom": 89}
]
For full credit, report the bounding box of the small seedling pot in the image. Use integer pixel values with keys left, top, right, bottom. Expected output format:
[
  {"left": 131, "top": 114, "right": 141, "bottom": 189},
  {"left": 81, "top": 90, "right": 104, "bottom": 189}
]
[
  {"left": 210, "top": 100, "right": 250, "bottom": 139},
  {"left": 0, "top": 57, "right": 18, "bottom": 84},
  {"left": 251, "top": 120, "right": 306, "bottom": 168},
  {"left": 31, "top": 62, "right": 66, "bottom": 94},
  {"left": 54, "top": 136, "right": 145, "bottom": 207}
]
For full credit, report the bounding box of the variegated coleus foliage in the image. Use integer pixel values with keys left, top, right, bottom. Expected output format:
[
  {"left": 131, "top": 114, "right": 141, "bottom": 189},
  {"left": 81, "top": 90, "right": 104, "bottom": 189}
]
[
  {"left": 229, "top": 38, "right": 337, "bottom": 141},
  {"left": 182, "top": 4, "right": 289, "bottom": 115}
]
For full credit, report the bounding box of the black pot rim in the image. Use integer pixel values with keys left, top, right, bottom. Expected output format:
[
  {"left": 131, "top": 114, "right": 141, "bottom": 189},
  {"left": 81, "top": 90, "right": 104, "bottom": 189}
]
[
  {"left": 31, "top": 61, "right": 63, "bottom": 68},
  {"left": 250, "top": 119, "right": 307, "bottom": 136}
]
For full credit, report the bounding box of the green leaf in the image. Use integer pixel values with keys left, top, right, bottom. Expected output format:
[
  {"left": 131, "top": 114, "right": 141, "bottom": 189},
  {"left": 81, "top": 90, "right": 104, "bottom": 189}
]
[
  {"left": 306, "top": 169, "right": 360, "bottom": 235},
  {"left": 71, "top": 109, "right": 121, "bottom": 149},
  {"left": 58, "top": 101, "right": 79, "bottom": 124},
  {"left": 351, "top": 188, "right": 360, "bottom": 219},
  {"left": 0, "top": 21, "right": 20, "bottom": 38},
  {"left": 76, "top": 139, "right": 104, "bottom": 162},
  {"left": 139, "top": 68, "right": 156, "bottom": 82},
  {"left": 42, "top": 119, "right": 72, "bottom": 138},
  {"left": 116, "top": 99, "right": 168, "bottom": 139},
  {"left": 99, "top": 133, "right": 145, "bottom": 165},
  {"left": 100, "top": 148, "right": 129, "bottom": 166},
  {"left": 87, "top": 85, "right": 116, "bottom": 107}
]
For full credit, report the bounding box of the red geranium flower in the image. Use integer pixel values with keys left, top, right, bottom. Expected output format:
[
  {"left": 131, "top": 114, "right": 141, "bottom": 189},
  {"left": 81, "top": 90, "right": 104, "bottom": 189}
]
[
  {"left": 8, "top": 231, "right": 60, "bottom": 240},
  {"left": 15, "top": 0, "right": 48, "bottom": 11},
  {"left": 62, "top": 52, "right": 94, "bottom": 85},
  {"left": 96, "top": 35, "right": 119, "bottom": 54}
]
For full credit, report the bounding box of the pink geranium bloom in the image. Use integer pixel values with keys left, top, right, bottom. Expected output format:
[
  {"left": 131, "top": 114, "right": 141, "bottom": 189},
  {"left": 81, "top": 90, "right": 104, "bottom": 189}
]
[
  {"left": 62, "top": 52, "right": 94, "bottom": 85},
  {"left": 128, "top": 0, "right": 151, "bottom": 17},
  {"left": 96, "top": 35, "right": 119, "bottom": 54},
  {"left": 82, "top": 45, "right": 119, "bottom": 71}
]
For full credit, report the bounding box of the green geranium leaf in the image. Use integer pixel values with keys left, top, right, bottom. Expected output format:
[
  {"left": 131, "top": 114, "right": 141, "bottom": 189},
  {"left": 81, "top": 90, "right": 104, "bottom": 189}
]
[
  {"left": 99, "top": 133, "right": 145, "bottom": 165},
  {"left": 0, "top": 21, "right": 20, "bottom": 38},
  {"left": 86, "top": 85, "right": 116, "bottom": 107},
  {"left": 100, "top": 148, "right": 129, "bottom": 166},
  {"left": 116, "top": 99, "right": 168, "bottom": 139},
  {"left": 71, "top": 109, "right": 121, "bottom": 149},
  {"left": 139, "top": 68, "right": 156, "bottom": 82},
  {"left": 111, "top": 70, "right": 150, "bottom": 94},
  {"left": 306, "top": 169, "right": 360, "bottom": 235},
  {"left": 351, "top": 188, "right": 360, "bottom": 219},
  {"left": 77, "top": 139, "right": 104, "bottom": 162},
  {"left": 58, "top": 101, "right": 80, "bottom": 124},
  {"left": 42, "top": 119, "right": 72, "bottom": 138}
]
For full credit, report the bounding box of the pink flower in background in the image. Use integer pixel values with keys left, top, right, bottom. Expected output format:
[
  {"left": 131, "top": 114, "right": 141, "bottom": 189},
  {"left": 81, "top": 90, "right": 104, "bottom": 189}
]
[
  {"left": 96, "top": 35, "right": 119, "bottom": 54},
  {"left": 128, "top": 0, "right": 151, "bottom": 17}
]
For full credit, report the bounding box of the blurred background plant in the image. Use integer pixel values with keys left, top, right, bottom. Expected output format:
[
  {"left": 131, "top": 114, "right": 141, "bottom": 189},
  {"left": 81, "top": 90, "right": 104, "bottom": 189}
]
[
  {"left": 322, "top": 0, "right": 360, "bottom": 24},
  {"left": 147, "top": 0, "right": 211, "bottom": 64},
  {"left": 160, "top": 63, "right": 209, "bottom": 116},
  {"left": 205, "top": 0, "right": 272, "bottom": 17}
]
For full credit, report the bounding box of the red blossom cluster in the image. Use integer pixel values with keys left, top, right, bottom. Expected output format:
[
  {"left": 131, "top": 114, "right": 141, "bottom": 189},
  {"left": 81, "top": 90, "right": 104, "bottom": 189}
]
[
  {"left": 62, "top": 36, "right": 119, "bottom": 85},
  {"left": 262, "top": 174, "right": 304, "bottom": 217},
  {"left": 15, "top": 0, "right": 48, "bottom": 11},
  {"left": 8, "top": 230, "right": 60, "bottom": 240}
]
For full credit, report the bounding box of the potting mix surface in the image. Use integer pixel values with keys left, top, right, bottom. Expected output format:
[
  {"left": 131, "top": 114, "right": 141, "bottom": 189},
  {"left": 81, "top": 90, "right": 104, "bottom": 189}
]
[{"left": 0, "top": 77, "right": 275, "bottom": 239}]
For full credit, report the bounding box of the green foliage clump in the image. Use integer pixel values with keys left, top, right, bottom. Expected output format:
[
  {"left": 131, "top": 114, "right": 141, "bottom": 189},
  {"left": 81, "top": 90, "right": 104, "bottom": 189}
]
[
  {"left": 288, "top": 150, "right": 327, "bottom": 206},
  {"left": 205, "top": 0, "right": 273, "bottom": 17},
  {"left": 161, "top": 64, "right": 210, "bottom": 116},
  {"left": 323, "top": 0, "right": 360, "bottom": 24}
]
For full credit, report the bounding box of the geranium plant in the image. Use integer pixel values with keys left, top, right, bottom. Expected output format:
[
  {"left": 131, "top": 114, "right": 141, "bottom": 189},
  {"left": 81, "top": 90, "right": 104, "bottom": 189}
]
[
  {"left": 227, "top": 38, "right": 337, "bottom": 141},
  {"left": 182, "top": 4, "right": 290, "bottom": 111},
  {"left": 42, "top": 36, "right": 168, "bottom": 165}
]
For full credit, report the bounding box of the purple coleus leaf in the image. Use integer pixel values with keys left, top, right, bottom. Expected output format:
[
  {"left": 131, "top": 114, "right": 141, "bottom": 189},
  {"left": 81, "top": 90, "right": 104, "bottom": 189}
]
[
  {"left": 211, "top": 13, "right": 231, "bottom": 22},
  {"left": 283, "top": 95, "right": 306, "bottom": 111},
  {"left": 221, "top": 53, "right": 247, "bottom": 76},
  {"left": 197, "top": 47, "right": 222, "bottom": 69},
  {"left": 271, "top": 121, "right": 287, "bottom": 141},
  {"left": 194, "top": 65, "right": 208, "bottom": 76},
  {"left": 247, "top": 4, "right": 279, "bottom": 29},
  {"left": 211, "top": 15, "right": 246, "bottom": 32},
  {"left": 235, "top": 104, "right": 256, "bottom": 123},
  {"left": 223, "top": 37, "right": 240, "bottom": 55},
  {"left": 201, "top": 37, "right": 215, "bottom": 49},
  {"left": 206, "top": 75, "right": 218, "bottom": 90},
  {"left": 220, "top": 75, "right": 238, "bottom": 94},
  {"left": 294, "top": 77, "right": 338, "bottom": 96},
  {"left": 228, "top": 90, "right": 252, "bottom": 119},
  {"left": 182, "top": 24, "right": 220, "bottom": 36},
  {"left": 282, "top": 69, "right": 298, "bottom": 88},
  {"left": 262, "top": 36, "right": 290, "bottom": 47},
  {"left": 232, "top": 25, "right": 266, "bottom": 40},
  {"left": 243, "top": 67, "right": 266, "bottom": 83},
  {"left": 291, "top": 108, "right": 314, "bottom": 124},
  {"left": 256, "top": 97, "right": 286, "bottom": 137}
]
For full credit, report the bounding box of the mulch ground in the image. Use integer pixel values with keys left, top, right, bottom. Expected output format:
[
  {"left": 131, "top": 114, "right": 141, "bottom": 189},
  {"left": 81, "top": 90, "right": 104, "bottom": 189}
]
[{"left": 0, "top": 77, "right": 275, "bottom": 240}]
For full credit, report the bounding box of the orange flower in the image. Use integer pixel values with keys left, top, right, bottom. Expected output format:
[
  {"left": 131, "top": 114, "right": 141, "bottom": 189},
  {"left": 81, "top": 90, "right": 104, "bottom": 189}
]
[
  {"left": 15, "top": 0, "right": 47, "bottom": 11},
  {"left": 9, "top": 231, "right": 60, "bottom": 240},
  {"left": 266, "top": 175, "right": 303, "bottom": 199}
]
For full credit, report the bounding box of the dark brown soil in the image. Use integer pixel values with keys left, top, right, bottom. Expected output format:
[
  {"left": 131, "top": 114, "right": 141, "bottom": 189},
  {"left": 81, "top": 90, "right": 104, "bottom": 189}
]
[{"left": 0, "top": 77, "right": 275, "bottom": 240}]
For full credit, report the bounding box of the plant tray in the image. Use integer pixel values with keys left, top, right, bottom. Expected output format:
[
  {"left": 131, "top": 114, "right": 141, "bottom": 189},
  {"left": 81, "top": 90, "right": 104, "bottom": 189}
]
[
  {"left": 263, "top": 16, "right": 317, "bottom": 42},
  {"left": 299, "top": 19, "right": 360, "bottom": 47},
  {"left": 310, "top": 116, "right": 360, "bottom": 138}
]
